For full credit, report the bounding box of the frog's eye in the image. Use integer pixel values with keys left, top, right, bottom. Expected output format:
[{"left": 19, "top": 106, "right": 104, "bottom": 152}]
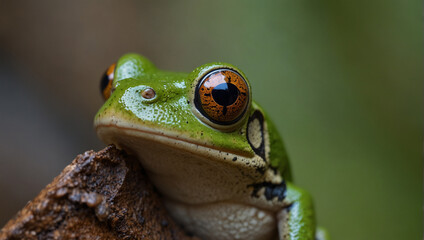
[
  {"left": 100, "top": 63, "right": 116, "bottom": 100},
  {"left": 194, "top": 68, "right": 250, "bottom": 127}
]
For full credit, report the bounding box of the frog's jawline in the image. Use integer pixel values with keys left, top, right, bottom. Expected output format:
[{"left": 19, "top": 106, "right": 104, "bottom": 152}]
[{"left": 96, "top": 123, "right": 253, "bottom": 158}]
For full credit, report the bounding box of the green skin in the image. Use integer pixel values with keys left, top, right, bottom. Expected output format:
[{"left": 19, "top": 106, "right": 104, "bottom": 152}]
[{"left": 95, "top": 54, "right": 328, "bottom": 240}]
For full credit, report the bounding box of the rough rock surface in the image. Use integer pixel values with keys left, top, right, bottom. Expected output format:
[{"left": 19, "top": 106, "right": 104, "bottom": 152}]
[{"left": 0, "top": 145, "right": 199, "bottom": 240}]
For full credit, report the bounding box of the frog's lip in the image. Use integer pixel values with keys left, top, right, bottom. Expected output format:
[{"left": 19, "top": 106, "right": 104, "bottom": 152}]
[{"left": 95, "top": 123, "right": 253, "bottom": 158}]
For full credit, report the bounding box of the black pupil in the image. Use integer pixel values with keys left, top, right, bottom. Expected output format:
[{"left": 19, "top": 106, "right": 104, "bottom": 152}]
[
  {"left": 100, "top": 71, "right": 110, "bottom": 94},
  {"left": 212, "top": 83, "right": 239, "bottom": 106}
]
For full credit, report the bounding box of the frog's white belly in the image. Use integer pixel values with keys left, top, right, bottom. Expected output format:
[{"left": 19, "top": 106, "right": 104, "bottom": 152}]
[{"left": 165, "top": 199, "right": 277, "bottom": 240}]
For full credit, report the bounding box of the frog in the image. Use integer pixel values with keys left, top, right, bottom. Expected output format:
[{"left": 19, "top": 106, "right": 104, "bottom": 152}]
[{"left": 95, "top": 53, "right": 329, "bottom": 240}]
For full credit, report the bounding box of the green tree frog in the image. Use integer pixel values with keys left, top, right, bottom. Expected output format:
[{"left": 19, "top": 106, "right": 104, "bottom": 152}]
[{"left": 95, "top": 53, "right": 329, "bottom": 240}]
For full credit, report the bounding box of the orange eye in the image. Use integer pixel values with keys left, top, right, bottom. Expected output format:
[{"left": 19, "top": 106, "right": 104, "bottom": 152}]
[
  {"left": 194, "top": 69, "right": 249, "bottom": 125},
  {"left": 100, "top": 63, "right": 116, "bottom": 100}
]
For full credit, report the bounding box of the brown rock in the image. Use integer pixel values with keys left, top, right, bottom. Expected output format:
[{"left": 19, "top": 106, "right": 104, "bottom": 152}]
[{"left": 0, "top": 145, "right": 199, "bottom": 240}]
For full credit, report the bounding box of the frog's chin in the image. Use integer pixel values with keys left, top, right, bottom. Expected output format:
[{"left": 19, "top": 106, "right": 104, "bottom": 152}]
[{"left": 95, "top": 119, "right": 267, "bottom": 204}]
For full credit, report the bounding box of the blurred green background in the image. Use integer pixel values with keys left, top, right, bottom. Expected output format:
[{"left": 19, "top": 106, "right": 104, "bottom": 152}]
[{"left": 0, "top": 1, "right": 421, "bottom": 239}]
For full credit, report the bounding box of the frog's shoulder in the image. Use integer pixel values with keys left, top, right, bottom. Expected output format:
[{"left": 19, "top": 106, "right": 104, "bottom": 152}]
[{"left": 250, "top": 101, "right": 292, "bottom": 181}]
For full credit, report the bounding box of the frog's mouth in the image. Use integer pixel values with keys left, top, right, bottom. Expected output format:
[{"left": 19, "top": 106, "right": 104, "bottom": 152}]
[
  {"left": 94, "top": 113, "right": 262, "bottom": 162},
  {"left": 96, "top": 122, "right": 250, "bottom": 157}
]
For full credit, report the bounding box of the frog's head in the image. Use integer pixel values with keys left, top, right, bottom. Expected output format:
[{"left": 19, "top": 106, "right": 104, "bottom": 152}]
[{"left": 95, "top": 54, "right": 290, "bottom": 195}]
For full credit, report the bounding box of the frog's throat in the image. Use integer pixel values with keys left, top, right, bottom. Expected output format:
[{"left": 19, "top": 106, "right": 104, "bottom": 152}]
[{"left": 95, "top": 123, "right": 256, "bottom": 160}]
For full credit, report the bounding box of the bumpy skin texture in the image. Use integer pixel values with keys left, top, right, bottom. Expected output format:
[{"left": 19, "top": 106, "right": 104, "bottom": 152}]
[{"left": 95, "top": 53, "right": 328, "bottom": 240}]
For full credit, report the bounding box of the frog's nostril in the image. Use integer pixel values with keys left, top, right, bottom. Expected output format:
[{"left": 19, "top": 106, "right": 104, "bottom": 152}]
[{"left": 141, "top": 88, "right": 156, "bottom": 99}]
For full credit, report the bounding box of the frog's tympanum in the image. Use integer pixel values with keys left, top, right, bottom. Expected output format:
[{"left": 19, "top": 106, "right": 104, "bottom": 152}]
[{"left": 95, "top": 54, "right": 329, "bottom": 240}]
